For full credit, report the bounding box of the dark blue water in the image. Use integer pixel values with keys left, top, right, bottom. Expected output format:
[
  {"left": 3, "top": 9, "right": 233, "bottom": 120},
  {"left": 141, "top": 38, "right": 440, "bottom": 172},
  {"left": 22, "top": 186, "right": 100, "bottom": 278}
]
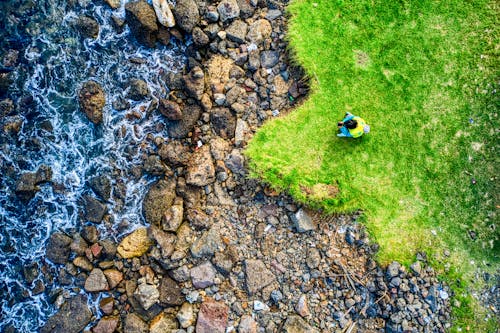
[{"left": 0, "top": 0, "right": 185, "bottom": 330}]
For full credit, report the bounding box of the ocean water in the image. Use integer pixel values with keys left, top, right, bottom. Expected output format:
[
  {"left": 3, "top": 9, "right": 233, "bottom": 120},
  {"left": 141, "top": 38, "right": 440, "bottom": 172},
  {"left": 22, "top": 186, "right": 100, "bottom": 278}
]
[{"left": 0, "top": 0, "right": 185, "bottom": 330}]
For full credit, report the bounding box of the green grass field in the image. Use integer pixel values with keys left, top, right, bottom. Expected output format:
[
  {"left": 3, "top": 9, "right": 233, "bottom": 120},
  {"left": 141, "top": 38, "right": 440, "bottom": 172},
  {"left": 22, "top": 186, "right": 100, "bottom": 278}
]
[{"left": 246, "top": 0, "right": 499, "bottom": 330}]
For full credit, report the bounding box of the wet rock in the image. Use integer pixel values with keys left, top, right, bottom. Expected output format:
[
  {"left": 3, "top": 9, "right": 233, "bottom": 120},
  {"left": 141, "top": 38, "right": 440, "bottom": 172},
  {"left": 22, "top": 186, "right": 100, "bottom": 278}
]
[
  {"left": 192, "top": 26, "right": 210, "bottom": 47},
  {"left": 112, "top": 96, "right": 130, "bottom": 111},
  {"left": 127, "top": 78, "right": 150, "bottom": 100},
  {"left": 0, "top": 98, "right": 14, "bottom": 118},
  {"left": 103, "top": 269, "right": 123, "bottom": 289},
  {"left": 124, "top": 313, "right": 148, "bottom": 333},
  {"left": 73, "top": 256, "right": 93, "bottom": 271},
  {"left": 159, "top": 275, "right": 184, "bottom": 306},
  {"left": 150, "top": 312, "right": 178, "bottom": 333},
  {"left": 46, "top": 232, "right": 72, "bottom": 264},
  {"left": 148, "top": 224, "right": 176, "bottom": 258},
  {"left": 173, "top": 0, "right": 199, "bottom": 33},
  {"left": 142, "top": 155, "right": 169, "bottom": 176},
  {"left": 75, "top": 16, "right": 99, "bottom": 39},
  {"left": 79, "top": 80, "right": 105, "bottom": 125},
  {"left": 99, "top": 297, "right": 115, "bottom": 315},
  {"left": 186, "top": 145, "right": 215, "bottom": 187},
  {"left": 83, "top": 195, "right": 107, "bottom": 223},
  {"left": 238, "top": 314, "right": 258, "bottom": 333},
  {"left": 246, "top": 19, "right": 272, "bottom": 45},
  {"left": 23, "top": 262, "right": 39, "bottom": 284},
  {"left": 260, "top": 51, "right": 280, "bottom": 68},
  {"left": 82, "top": 225, "right": 99, "bottom": 244},
  {"left": 85, "top": 268, "right": 109, "bottom": 292},
  {"left": 226, "top": 20, "right": 248, "bottom": 44},
  {"left": 167, "top": 104, "right": 201, "bottom": 139},
  {"left": 183, "top": 66, "right": 205, "bottom": 100},
  {"left": 134, "top": 282, "right": 160, "bottom": 310},
  {"left": 125, "top": 0, "right": 159, "bottom": 48},
  {"left": 0, "top": 73, "right": 12, "bottom": 96},
  {"left": 161, "top": 198, "right": 184, "bottom": 232},
  {"left": 158, "top": 98, "right": 182, "bottom": 120},
  {"left": 244, "top": 259, "right": 275, "bottom": 295},
  {"left": 291, "top": 208, "right": 316, "bottom": 233},
  {"left": 281, "top": 315, "right": 319, "bottom": 333},
  {"left": 41, "top": 295, "right": 92, "bottom": 333},
  {"left": 217, "top": 0, "right": 240, "bottom": 23},
  {"left": 117, "top": 228, "right": 152, "bottom": 258},
  {"left": 89, "top": 175, "right": 111, "bottom": 201},
  {"left": 158, "top": 141, "right": 191, "bottom": 166},
  {"left": 92, "top": 316, "right": 119, "bottom": 333},
  {"left": 177, "top": 302, "right": 195, "bottom": 328},
  {"left": 191, "top": 261, "right": 217, "bottom": 288},
  {"left": 210, "top": 107, "right": 236, "bottom": 139},
  {"left": 191, "top": 226, "right": 222, "bottom": 258},
  {"left": 105, "top": 0, "right": 121, "bottom": 9},
  {"left": 143, "top": 178, "right": 176, "bottom": 225},
  {"left": 15, "top": 173, "right": 39, "bottom": 200},
  {"left": 152, "top": 0, "right": 175, "bottom": 28},
  {"left": 196, "top": 298, "right": 229, "bottom": 333}
]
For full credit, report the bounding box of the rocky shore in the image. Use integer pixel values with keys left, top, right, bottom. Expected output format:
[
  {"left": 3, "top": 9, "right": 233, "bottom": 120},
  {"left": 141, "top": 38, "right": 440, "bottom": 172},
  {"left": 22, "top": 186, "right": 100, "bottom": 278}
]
[{"left": 3, "top": 0, "right": 453, "bottom": 332}]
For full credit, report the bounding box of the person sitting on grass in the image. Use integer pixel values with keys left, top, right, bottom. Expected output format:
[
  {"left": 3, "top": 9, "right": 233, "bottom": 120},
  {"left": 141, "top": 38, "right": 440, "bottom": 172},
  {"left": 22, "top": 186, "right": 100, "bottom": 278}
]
[{"left": 337, "top": 112, "right": 370, "bottom": 138}]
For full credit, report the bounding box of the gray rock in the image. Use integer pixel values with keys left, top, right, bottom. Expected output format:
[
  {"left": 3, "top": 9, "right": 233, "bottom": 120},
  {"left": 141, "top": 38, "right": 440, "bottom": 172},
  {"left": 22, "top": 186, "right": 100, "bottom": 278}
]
[
  {"left": 191, "top": 261, "right": 217, "bottom": 289},
  {"left": 41, "top": 295, "right": 92, "bottom": 333},
  {"left": 210, "top": 107, "right": 236, "bottom": 139},
  {"left": 127, "top": 78, "right": 150, "bottom": 100},
  {"left": 142, "top": 155, "right": 169, "bottom": 176},
  {"left": 142, "top": 178, "right": 176, "bottom": 225},
  {"left": 83, "top": 195, "right": 107, "bottom": 223},
  {"left": 85, "top": 268, "right": 109, "bottom": 292},
  {"left": 410, "top": 261, "right": 422, "bottom": 276},
  {"left": 281, "top": 315, "right": 320, "bottom": 333},
  {"left": 191, "top": 227, "right": 221, "bottom": 258},
  {"left": 186, "top": 145, "right": 215, "bottom": 187},
  {"left": 162, "top": 198, "right": 184, "bottom": 232},
  {"left": 260, "top": 50, "right": 279, "bottom": 68},
  {"left": 387, "top": 261, "right": 401, "bottom": 278},
  {"left": 205, "top": 6, "right": 219, "bottom": 22},
  {"left": 46, "top": 232, "right": 72, "bottom": 264},
  {"left": 183, "top": 66, "right": 205, "bottom": 100},
  {"left": 244, "top": 259, "right": 275, "bottom": 295},
  {"left": 246, "top": 19, "right": 272, "bottom": 45},
  {"left": 236, "top": 0, "right": 255, "bottom": 19},
  {"left": 291, "top": 209, "right": 316, "bottom": 233},
  {"left": 89, "top": 175, "right": 111, "bottom": 201},
  {"left": 134, "top": 283, "right": 160, "bottom": 310},
  {"left": 173, "top": 0, "right": 199, "bottom": 33},
  {"left": 192, "top": 27, "right": 210, "bottom": 47},
  {"left": 217, "top": 0, "right": 240, "bottom": 22},
  {"left": 124, "top": 313, "right": 148, "bottom": 333},
  {"left": 247, "top": 50, "right": 260, "bottom": 71},
  {"left": 125, "top": 0, "right": 159, "bottom": 47},
  {"left": 226, "top": 20, "right": 248, "bottom": 44},
  {"left": 234, "top": 118, "right": 250, "bottom": 147},
  {"left": 265, "top": 9, "right": 282, "bottom": 20},
  {"left": 305, "top": 248, "right": 321, "bottom": 269},
  {"left": 170, "top": 265, "right": 191, "bottom": 282},
  {"left": 75, "top": 16, "right": 99, "bottom": 39}
]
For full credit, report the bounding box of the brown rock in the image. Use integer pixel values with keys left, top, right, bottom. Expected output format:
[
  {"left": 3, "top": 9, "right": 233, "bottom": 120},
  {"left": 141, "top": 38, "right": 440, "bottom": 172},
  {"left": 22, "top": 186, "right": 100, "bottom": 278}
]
[
  {"left": 158, "top": 141, "right": 191, "bottom": 166},
  {"left": 125, "top": 0, "right": 159, "bottom": 48},
  {"left": 85, "top": 268, "right": 109, "bottom": 292},
  {"left": 92, "top": 316, "right": 119, "bottom": 333},
  {"left": 183, "top": 66, "right": 205, "bottom": 100},
  {"left": 238, "top": 314, "right": 258, "bottom": 333},
  {"left": 244, "top": 259, "right": 275, "bottom": 295},
  {"left": 192, "top": 26, "right": 209, "bottom": 47},
  {"left": 142, "top": 178, "right": 176, "bottom": 225},
  {"left": 103, "top": 269, "right": 123, "bottom": 289},
  {"left": 246, "top": 19, "right": 272, "bottom": 45},
  {"left": 172, "top": 0, "right": 199, "bottom": 33},
  {"left": 99, "top": 297, "right": 115, "bottom": 315},
  {"left": 41, "top": 295, "right": 92, "bottom": 333},
  {"left": 150, "top": 312, "right": 178, "bottom": 333},
  {"left": 281, "top": 315, "right": 320, "bottom": 333},
  {"left": 79, "top": 80, "right": 105, "bottom": 125},
  {"left": 148, "top": 224, "right": 176, "bottom": 258},
  {"left": 117, "top": 228, "right": 152, "bottom": 258},
  {"left": 167, "top": 104, "right": 201, "bottom": 139},
  {"left": 73, "top": 256, "right": 93, "bottom": 271},
  {"left": 196, "top": 298, "right": 229, "bottom": 333},
  {"left": 159, "top": 276, "right": 184, "bottom": 306},
  {"left": 210, "top": 107, "right": 236, "bottom": 139},
  {"left": 186, "top": 145, "right": 215, "bottom": 186},
  {"left": 124, "top": 313, "right": 148, "bottom": 333},
  {"left": 158, "top": 98, "right": 182, "bottom": 120}
]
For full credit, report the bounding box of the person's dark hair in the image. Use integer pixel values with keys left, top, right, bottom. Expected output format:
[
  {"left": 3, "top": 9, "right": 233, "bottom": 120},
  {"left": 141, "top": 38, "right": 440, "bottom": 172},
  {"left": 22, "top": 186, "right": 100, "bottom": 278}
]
[{"left": 344, "top": 119, "right": 357, "bottom": 129}]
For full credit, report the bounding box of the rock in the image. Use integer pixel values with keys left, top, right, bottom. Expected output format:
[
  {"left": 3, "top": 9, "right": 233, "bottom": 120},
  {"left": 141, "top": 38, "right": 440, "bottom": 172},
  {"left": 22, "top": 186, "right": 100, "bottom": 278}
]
[
  {"left": 191, "top": 261, "right": 217, "bottom": 288},
  {"left": 170, "top": 265, "right": 191, "bottom": 282},
  {"left": 260, "top": 51, "right": 279, "bottom": 68},
  {"left": 117, "top": 228, "right": 152, "bottom": 258},
  {"left": 217, "top": 0, "right": 240, "bottom": 23},
  {"left": 410, "top": 261, "right": 422, "bottom": 276},
  {"left": 158, "top": 141, "right": 190, "bottom": 166},
  {"left": 159, "top": 276, "right": 184, "bottom": 306},
  {"left": 134, "top": 283, "right": 160, "bottom": 310},
  {"left": 83, "top": 195, "right": 107, "bottom": 223},
  {"left": 192, "top": 27, "right": 210, "bottom": 47},
  {"left": 213, "top": 249, "right": 234, "bottom": 275},
  {"left": 291, "top": 208, "right": 316, "bottom": 233},
  {"left": 0, "top": 73, "right": 12, "bottom": 96},
  {"left": 210, "top": 107, "right": 236, "bottom": 139},
  {"left": 246, "top": 19, "right": 272, "bottom": 45},
  {"left": 152, "top": 0, "right": 175, "bottom": 28},
  {"left": 23, "top": 263, "right": 39, "bottom": 284},
  {"left": 142, "top": 178, "right": 176, "bottom": 225},
  {"left": 124, "top": 313, "right": 148, "bottom": 333},
  {"left": 150, "top": 312, "right": 178, "bottom": 333},
  {"left": 142, "top": 155, "right": 169, "bottom": 176},
  {"left": 187, "top": 207, "right": 212, "bottom": 229},
  {"left": 103, "top": 269, "right": 123, "bottom": 289},
  {"left": 15, "top": 169, "right": 49, "bottom": 200},
  {"left": 105, "top": 0, "right": 121, "bottom": 9},
  {"left": 125, "top": 0, "right": 159, "bottom": 48},
  {"left": 244, "top": 259, "right": 275, "bottom": 295},
  {"left": 305, "top": 248, "right": 321, "bottom": 269},
  {"left": 89, "top": 175, "right": 111, "bottom": 201},
  {"left": 41, "top": 295, "right": 92, "bottom": 333},
  {"left": 173, "top": 0, "right": 199, "bottom": 33},
  {"left": 79, "top": 80, "right": 105, "bottom": 125},
  {"left": 112, "top": 96, "right": 130, "bottom": 110},
  {"left": 281, "top": 315, "right": 320, "bottom": 333},
  {"left": 183, "top": 66, "right": 205, "bottom": 100},
  {"left": 225, "top": 149, "right": 246, "bottom": 177},
  {"left": 158, "top": 98, "right": 182, "bottom": 120},
  {"left": 253, "top": 300, "right": 269, "bottom": 311},
  {"left": 76, "top": 16, "right": 99, "bottom": 39},
  {"left": 387, "top": 261, "right": 401, "bottom": 279},
  {"left": 157, "top": 26, "right": 171, "bottom": 45},
  {"left": 238, "top": 314, "right": 257, "bottom": 333},
  {"left": 265, "top": 9, "right": 282, "bottom": 20},
  {"left": 191, "top": 227, "right": 222, "bottom": 258},
  {"left": 92, "top": 316, "right": 119, "bottom": 333},
  {"left": 236, "top": 0, "right": 255, "bottom": 19},
  {"left": 148, "top": 224, "right": 176, "bottom": 258},
  {"left": 167, "top": 104, "right": 201, "bottom": 139},
  {"left": 46, "top": 232, "right": 72, "bottom": 264},
  {"left": 226, "top": 20, "right": 248, "bottom": 44},
  {"left": 127, "top": 78, "right": 150, "bottom": 100},
  {"left": 177, "top": 302, "right": 195, "bottom": 328},
  {"left": 73, "top": 256, "right": 93, "bottom": 271},
  {"left": 234, "top": 118, "right": 250, "bottom": 147},
  {"left": 186, "top": 145, "right": 215, "bottom": 187},
  {"left": 295, "top": 295, "right": 310, "bottom": 317},
  {"left": 162, "top": 198, "right": 184, "bottom": 232},
  {"left": 196, "top": 298, "right": 229, "bottom": 333},
  {"left": 99, "top": 297, "right": 115, "bottom": 315},
  {"left": 85, "top": 268, "right": 109, "bottom": 292}
]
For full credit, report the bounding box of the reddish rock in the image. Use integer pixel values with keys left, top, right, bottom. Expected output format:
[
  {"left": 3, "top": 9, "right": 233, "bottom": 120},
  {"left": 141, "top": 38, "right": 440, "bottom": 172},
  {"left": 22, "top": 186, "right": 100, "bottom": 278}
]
[
  {"left": 103, "top": 269, "right": 123, "bottom": 289},
  {"left": 99, "top": 297, "right": 115, "bottom": 315},
  {"left": 91, "top": 243, "right": 103, "bottom": 258},
  {"left": 92, "top": 316, "right": 119, "bottom": 333},
  {"left": 196, "top": 298, "right": 229, "bottom": 333}
]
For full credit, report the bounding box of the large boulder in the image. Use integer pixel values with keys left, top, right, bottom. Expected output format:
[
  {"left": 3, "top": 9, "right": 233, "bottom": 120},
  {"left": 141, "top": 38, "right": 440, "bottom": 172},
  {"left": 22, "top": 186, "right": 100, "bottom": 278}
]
[
  {"left": 167, "top": 104, "right": 201, "bottom": 139},
  {"left": 117, "top": 228, "right": 153, "bottom": 258},
  {"left": 186, "top": 145, "right": 215, "bottom": 187},
  {"left": 79, "top": 80, "right": 105, "bottom": 125},
  {"left": 46, "top": 232, "right": 72, "bottom": 264},
  {"left": 142, "top": 178, "right": 177, "bottom": 225},
  {"left": 173, "top": 0, "right": 199, "bottom": 33},
  {"left": 125, "top": 1, "right": 159, "bottom": 48},
  {"left": 41, "top": 295, "right": 92, "bottom": 333},
  {"left": 152, "top": 0, "right": 175, "bottom": 27}
]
